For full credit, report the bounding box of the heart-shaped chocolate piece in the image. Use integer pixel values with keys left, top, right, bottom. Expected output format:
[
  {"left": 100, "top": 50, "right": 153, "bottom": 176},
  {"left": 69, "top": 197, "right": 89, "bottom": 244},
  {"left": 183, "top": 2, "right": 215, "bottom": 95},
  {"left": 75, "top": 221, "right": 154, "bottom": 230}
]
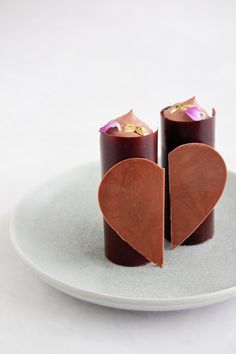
[
  {"left": 169, "top": 143, "right": 227, "bottom": 248},
  {"left": 98, "top": 158, "right": 165, "bottom": 267}
]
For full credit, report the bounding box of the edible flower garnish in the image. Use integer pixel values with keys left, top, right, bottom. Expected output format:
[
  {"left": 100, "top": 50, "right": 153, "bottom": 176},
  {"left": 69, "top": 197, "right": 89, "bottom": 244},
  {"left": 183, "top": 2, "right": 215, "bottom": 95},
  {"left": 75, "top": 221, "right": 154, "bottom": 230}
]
[
  {"left": 184, "top": 106, "right": 205, "bottom": 121},
  {"left": 170, "top": 104, "right": 204, "bottom": 121},
  {"left": 99, "top": 120, "right": 121, "bottom": 133},
  {"left": 170, "top": 104, "right": 193, "bottom": 114}
]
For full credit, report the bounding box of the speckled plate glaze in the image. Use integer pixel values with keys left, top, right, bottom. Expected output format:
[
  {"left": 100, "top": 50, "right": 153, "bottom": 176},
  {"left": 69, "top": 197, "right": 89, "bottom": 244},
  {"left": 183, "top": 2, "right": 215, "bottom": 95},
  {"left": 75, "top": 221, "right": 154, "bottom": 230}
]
[{"left": 10, "top": 162, "right": 236, "bottom": 311}]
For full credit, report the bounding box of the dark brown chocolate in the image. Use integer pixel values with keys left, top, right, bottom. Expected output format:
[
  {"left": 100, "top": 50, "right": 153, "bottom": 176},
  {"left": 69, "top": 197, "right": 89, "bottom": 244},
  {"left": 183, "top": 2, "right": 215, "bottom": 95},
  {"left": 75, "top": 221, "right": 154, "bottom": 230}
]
[
  {"left": 100, "top": 131, "right": 158, "bottom": 266},
  {"left": 169, "top": 143, "right": 227, "bottom": 248},
  {"left": 98, "top": 158, "right": 165, "bottom": 267},
  {"left": 161, "top": 107, "right": 215, "bottom": 245}
]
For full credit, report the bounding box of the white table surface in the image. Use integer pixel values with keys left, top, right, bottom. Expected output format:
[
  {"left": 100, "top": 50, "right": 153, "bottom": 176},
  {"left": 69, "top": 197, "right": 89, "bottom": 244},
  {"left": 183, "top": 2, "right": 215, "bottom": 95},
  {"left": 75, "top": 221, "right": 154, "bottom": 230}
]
[{"left": 1, "top": 0, "right": 236, "bottom": 352}]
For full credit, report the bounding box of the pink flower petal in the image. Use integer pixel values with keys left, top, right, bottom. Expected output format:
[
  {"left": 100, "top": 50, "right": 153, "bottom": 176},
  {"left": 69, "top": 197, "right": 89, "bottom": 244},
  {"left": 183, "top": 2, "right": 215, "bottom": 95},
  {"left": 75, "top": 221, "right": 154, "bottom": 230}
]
[
  {"left": 185, "top": 106, "right": 204, "bottom": 121},
  {"left": 99, "top": 120, "right": 121, "bottom": 133}
]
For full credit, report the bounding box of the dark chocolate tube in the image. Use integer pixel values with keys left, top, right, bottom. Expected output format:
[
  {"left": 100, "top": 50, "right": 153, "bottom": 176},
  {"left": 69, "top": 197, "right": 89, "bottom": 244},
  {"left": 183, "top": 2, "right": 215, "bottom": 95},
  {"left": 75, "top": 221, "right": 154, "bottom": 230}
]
[
  {"left": 100, "top": 131, "right": 158, "bottom": 266},
  {"left": 161, "top": 107, "right": 215, "bottom": 245}
]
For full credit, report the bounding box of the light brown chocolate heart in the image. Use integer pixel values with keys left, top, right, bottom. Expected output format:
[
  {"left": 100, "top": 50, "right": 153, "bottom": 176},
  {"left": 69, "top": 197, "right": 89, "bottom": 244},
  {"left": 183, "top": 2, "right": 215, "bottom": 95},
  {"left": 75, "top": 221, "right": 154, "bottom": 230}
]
[
  {"left": 98, "top": 158, "right": 165, "bottom": 267},
  {"left": 169, "top": 143, "right": 227, "bottom": 248}
]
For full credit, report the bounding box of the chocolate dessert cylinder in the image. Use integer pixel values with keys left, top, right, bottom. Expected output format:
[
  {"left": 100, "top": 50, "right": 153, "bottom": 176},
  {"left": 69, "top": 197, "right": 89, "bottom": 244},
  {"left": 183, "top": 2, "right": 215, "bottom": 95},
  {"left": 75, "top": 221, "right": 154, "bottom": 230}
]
[
  {"left": 100, "top": 131, "right": 158, "bottom": 266},
  {"left": 161, "top": 108, "right": 215, "bottom": 245}
]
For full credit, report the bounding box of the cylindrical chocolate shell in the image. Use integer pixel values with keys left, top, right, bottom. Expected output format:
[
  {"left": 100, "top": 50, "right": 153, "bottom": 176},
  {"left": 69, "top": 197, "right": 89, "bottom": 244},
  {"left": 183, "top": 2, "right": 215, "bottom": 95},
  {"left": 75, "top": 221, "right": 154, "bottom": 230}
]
[
  {"left": 100, "top": 131, "right": 158, "bottom": 266},
  {"left": 161, "top": 108, "right": 215, "bottom": 245}
]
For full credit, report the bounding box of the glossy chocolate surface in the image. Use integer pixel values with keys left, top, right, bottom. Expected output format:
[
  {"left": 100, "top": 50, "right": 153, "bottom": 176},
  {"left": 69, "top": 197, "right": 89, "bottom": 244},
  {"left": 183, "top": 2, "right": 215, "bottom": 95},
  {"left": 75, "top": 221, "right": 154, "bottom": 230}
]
[
  {"left": 100, "top": 131, "right": 158, "bottom": 266},
  {"left": 161, "top": 107, "right": 215, "bottom": 245}
]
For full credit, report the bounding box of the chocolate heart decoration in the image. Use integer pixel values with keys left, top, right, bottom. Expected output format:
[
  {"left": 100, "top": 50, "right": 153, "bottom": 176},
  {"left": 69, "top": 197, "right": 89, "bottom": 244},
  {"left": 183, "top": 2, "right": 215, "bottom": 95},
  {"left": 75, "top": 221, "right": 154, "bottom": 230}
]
[
  {"left": 98, "top": 158, "right": 165, "bottom": 267},
  {"left": 169, "top": 143, "right": 227, "bottom": 248}
]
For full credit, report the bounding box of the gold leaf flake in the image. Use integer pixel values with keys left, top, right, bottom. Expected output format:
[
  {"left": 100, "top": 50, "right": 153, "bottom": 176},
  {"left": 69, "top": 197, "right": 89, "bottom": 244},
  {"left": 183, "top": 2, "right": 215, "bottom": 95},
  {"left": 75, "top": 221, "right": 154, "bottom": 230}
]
[
  {"left": 135, "top": 126, "right": 148, "bottom": 136},
  {"left": 124, "top": 123, "right": 136, "bottom": 132},
  {"left": 123, "top": 123, "right": 148, "bottom": 136},
  {"left": 170, "top": 104, "right": 194, "bottom": 114},
  {"left": 181, "top": 104, "right": 194, "bottom": 110},
  {"left": 170, "top": 105, "right": 179, "bottom": 114}
]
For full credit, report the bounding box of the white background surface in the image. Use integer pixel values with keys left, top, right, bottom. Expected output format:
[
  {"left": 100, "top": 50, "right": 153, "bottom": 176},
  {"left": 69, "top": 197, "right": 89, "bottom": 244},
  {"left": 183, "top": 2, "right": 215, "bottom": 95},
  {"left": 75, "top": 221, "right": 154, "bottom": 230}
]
[{"left": 1, "top": 0, "right": 236, "bottom": 352}]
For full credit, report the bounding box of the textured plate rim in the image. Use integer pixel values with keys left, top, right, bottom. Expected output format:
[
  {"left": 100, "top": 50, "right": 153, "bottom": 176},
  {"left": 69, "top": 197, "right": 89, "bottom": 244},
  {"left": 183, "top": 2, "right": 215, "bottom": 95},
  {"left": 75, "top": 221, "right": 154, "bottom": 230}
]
[{"left": 9, "top": 164, "right": 236, "bottom": 311}]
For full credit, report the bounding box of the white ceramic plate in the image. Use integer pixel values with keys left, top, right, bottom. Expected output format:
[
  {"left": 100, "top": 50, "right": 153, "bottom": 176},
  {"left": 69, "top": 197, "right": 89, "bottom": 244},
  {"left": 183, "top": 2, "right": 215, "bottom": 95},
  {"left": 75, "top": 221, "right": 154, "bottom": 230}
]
[{"left": 10, "top": 162, "right": 236, "bottom": 311}]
